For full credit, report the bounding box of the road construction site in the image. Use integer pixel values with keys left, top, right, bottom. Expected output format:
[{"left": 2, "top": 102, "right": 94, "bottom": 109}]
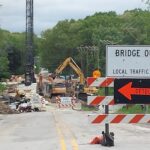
[
  {"left": 0, "top": 62, "right": 150, "bottom": 149},
  {"left": 0, "top": 104, "right": 150, "bottom": 150},
  {"left": 1, "top": 1, "right": 150, "bottom": 149}
]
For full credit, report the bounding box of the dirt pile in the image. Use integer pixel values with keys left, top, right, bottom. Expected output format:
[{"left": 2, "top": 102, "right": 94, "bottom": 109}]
[{"left": 0, "top": 101, "right": 14, "bottom": 114}]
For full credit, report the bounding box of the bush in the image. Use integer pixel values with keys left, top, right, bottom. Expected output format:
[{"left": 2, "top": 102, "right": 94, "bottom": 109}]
[{"left": 0, "top": 83, "right": 7, "bottom": 94}]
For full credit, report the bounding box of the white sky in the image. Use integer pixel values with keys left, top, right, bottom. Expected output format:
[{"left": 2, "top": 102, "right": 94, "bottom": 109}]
[{"left": 0, "top": 0, "right": 147, "bottom": 35}]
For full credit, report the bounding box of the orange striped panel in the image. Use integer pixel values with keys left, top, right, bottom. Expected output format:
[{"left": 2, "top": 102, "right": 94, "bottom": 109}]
[
  {"left": 129, "top": 114, "right": 144, "bottom": 123},
  {"left": 111, "top": 114, "right": 126, "bottom": 123},
  {"left": 100, "top": 78, "right": 114, "bottom": 87},
  {"left": 87, "top": 77, "right": 96, "bottom": 86},
  {"left": 92, "top": 114, "right": 107, "bottom": 124},
  {"left": 90, "top": 96, "right": 105, "bottom": 106}
]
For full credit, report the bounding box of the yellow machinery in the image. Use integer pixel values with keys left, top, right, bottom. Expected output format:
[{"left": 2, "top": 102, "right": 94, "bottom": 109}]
[
  {"left": 54, "top": 57, "right": 85, "bottom": 85},
  {"left": 53, "top": 57, "right": 98, "bottom": 95},
  {"left": 37, "top": 57, "right": 98, "bottom": 98}
]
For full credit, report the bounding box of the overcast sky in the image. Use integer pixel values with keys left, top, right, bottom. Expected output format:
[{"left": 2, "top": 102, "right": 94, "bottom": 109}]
[{"left": 0, "top": 0, "right": 147, "bottom": 35}]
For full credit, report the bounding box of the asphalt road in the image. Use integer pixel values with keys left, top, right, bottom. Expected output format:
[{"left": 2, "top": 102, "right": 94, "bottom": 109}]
[{"left": 0, "top": 105, "right": 150, "bottom": 150}]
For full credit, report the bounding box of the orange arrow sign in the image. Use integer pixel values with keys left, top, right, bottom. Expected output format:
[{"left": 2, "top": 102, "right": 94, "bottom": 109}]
[{"left": 118, "top": 82, "right": 150, "bottom": 100}]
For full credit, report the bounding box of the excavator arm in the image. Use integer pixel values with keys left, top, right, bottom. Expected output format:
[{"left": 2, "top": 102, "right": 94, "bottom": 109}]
[
  {"left": 54, "top": 57, "right": 85, "bottom": 85},
  {"left": 55, "top": 57, "right": 71, "bottom": 75},
  {"left": 68, "top": 60, "right": 84, "bottom": 85}
]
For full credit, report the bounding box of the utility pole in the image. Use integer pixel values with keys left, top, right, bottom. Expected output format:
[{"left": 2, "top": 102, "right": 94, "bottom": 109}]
[
  {"left": 77, "top": 46, "right": 99, "bottom": 77},
  {"left": 25, "top": 0, "right": 36, "bottom": 85}
]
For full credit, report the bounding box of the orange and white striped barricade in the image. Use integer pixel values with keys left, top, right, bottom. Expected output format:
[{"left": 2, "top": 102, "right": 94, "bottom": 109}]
[
  {"left": 56, "top": 97, "right": 75, "bottom": 108},
  {"left": 71, "top": 96, "right": 82, "bottom": 110},
  {"left": 88, "top": 114, "right": 150, "bottom": 124},
  {"left": 88, "top": 96, "right": 114, "bottom": 106},
  {"left": 87, "top": 77, "right": 114, "bottom": 87},
  {"left": 87, "top": 76, "right": 150, "bottom": 146},
  {"left": 56, "top": 96, "right": 61, "bottom": 108},
  {"left": 57, "top": 103, "right": 73, "bottom": 108}
]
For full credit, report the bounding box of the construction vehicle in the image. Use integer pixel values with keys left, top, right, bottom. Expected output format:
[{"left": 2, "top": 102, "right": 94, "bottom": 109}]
[
  {"left": 52, "top": 57, "right": 85, "bottom": 92},
  {"left": 37, "top": 57, "right": 98, "bottom": 98}
]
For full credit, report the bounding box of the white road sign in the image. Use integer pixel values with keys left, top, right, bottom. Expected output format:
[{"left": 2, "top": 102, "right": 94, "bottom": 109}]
[
  {"left": 106, "top": 45, "right": 150, "bottom": 77},
  {"left": 60, "top": 97, "right": 72, "bottom": 104}
]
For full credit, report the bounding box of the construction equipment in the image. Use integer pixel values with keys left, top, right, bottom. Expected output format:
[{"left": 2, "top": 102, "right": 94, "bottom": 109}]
[
  {"left": 25, "top": 0, "right": 36, "bottom": 86},
  {"left": 37, "top": 57, "right": 98, "bottom": 98},
  {"left": 52, "top": 57, "right": 85, "bottom": 92}
]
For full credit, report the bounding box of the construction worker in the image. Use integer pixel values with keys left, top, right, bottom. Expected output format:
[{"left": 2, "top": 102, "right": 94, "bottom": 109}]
[{"left": 92, "top": 68, "right": 101, "bottom": 78}]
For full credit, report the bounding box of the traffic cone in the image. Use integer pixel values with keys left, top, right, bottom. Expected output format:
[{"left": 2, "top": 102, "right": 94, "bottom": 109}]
[{"left": 90, "top": 136, "right": 103, "bottom": 144}]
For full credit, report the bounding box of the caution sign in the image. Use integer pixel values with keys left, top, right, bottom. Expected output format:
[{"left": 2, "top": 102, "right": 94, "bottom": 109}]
[{"left": 114, "top": 78, "right": 150, "bottom": 104}]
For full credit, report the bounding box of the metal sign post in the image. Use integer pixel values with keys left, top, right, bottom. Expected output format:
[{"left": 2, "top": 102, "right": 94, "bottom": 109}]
[
  {"left": 105, "top": 87, "right": 109, "bottom": 135},
  {"left": 101, "top": 87, "right": 114, "bottom": 146}
]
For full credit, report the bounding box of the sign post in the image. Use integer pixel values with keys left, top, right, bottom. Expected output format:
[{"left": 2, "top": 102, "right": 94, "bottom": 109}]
[
  {"left": 105, "top": 45, "right": 150, "bottom": 146},
  {"left": 88, "top": 45, "right": 150, "bottom": 147},
  {"left": 105, "top": 87, "right": 109, "bottom": 134}
]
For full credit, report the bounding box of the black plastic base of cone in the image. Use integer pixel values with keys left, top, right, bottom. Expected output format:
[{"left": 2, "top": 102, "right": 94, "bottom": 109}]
[{"left": 101, "top": 131, "right": 114, "bottom": 147}]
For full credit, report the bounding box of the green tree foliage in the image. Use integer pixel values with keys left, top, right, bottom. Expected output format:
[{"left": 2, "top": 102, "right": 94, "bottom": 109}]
[
  {"left": 39, "top": 9, "right": 150, "bottom": 76},
  {"left": 0, "top": 56, "right": 10, "bottom": 79},
  {"left": 0, "top": 30, "right": 25, "bottom": 76},
  {"left": 0, "top": 29, "right": 39, "bottom": 79},
  {"left": 1, "top": 9, "right": 150, "bottom": 78},
  {"left": 142, "top": 0, "right": 150, "bottom": 9}
]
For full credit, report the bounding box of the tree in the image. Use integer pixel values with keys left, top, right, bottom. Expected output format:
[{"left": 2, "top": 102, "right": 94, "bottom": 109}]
[
  {"left": 0, "top": 56, "right": 10, "bottom": 80},
  {"left": 142, "top": 0, "right": 150, "bottom": 9},
  {"left": 39, "top": 10, "right": 150, "bottom": 76},
  {"left": 0, "top": 29, "right": 39, "bottom": 76}
]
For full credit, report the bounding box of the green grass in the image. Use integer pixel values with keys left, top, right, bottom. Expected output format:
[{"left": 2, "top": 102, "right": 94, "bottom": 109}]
[
  {"left": 97, "top": 87, "right": 114, "bottom": 96},
  {"left": 81, "top": 104, "right": 98, "bottom": 111},
  {"left": 117, "top": 105, "right": 150, "bottom": 114}
]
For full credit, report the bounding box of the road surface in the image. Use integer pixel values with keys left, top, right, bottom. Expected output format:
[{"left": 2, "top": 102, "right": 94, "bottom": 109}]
[{"left": 0, "top": 105, "right": 150, "bottom": 150}]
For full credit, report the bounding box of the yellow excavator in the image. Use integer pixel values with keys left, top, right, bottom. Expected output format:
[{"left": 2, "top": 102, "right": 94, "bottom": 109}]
[
  {"left": 52, "top": 57, "right": 84, "bottom": 89},
  {"left": 52, "top": 57, "right": 98, "bottom": 96},
  {"left": 37, "top": 57, "right": 98, "bottom": 98}
]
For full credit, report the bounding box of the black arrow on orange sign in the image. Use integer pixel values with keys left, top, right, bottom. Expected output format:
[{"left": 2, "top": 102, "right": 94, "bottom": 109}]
[{"left": 118, "top": 82, "right": 150, "bottom": 101}]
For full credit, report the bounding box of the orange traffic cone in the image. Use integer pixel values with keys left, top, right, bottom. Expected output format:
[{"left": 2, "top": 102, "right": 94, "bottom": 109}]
[{"left": 90, "top": 136, "right": 103, "bottom": 144}]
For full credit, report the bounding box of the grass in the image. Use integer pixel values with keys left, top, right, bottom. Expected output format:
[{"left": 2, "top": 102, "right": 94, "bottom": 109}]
[
  {"left": 116, "top": 105, "right": 150, "bottom": 114},
  {"left": 81, "top": 104, "right": 98, "bottom": 111},
  {"left": 97, "top": 87, "right": 114, "bottom": 96}
]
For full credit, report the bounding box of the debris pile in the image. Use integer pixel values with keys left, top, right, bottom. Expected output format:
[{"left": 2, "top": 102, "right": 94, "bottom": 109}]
[{"left": 0, "top": 101, "right": 15, "bottom": 114}]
